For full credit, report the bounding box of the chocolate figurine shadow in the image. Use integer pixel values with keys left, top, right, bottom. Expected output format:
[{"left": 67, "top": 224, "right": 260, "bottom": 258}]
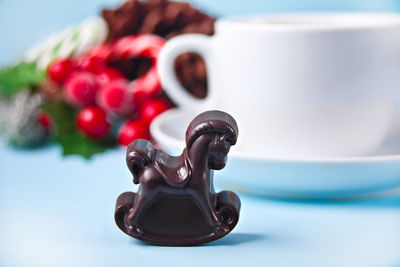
[{"left": 115, "top": 110, "right": 241, "bottom": 246}]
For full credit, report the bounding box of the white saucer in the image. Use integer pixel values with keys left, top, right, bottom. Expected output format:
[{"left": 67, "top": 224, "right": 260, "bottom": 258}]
[{"left": 150, "top": 108, "right": 400, "bottom": 199}]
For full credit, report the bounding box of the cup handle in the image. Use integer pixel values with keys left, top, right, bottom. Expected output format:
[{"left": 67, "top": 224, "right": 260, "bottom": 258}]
[{"left": 157, "top": 34, "right": 214, "bottom": 110}]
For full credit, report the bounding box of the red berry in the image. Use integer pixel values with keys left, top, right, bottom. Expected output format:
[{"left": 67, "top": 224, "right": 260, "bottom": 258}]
[
  {"left": 76, "top": 105, "right": 110, "bottom": 139},
  {"left": 117, "top": 119, "right": 150, "bottom": 146},
  {"left": 131, "top": 85, "right": 151, "bottom": 108},
  {"left": 96, "top": 67, "right": 125, "bottom": 86},
  {"left": 63, "top": 71, "right": 99, "bottom": 107},
  {"left": 37, "top": 111, "right": 52, "bottom": 132},
  {"left": 77, "top": 56, "right": 105, "bottom": 73},
  {"left": 47, "top": 58, "right": 75, "bottom": 84},
  {"left": 96, "top": 79, "right": 135, "bottom": 115},
  {"left": 140, "top": 98, "right": 171, "bottom": 123}
]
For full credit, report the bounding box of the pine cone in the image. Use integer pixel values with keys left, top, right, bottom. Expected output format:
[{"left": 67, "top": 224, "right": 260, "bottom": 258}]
[
  {"left": 102, "top": 0, "right": 215, "bottom": 100},
  {"left": 0, "top": 91, "right": 48, "bottom": 147}
]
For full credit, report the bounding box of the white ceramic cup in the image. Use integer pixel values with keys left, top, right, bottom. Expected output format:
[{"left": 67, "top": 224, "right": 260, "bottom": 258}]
[{"left": 157, "top": 13, "right": 400, "bottom": 158}]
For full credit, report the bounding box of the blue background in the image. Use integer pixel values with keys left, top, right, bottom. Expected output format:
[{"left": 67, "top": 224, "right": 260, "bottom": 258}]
[{"left": 1, "top": 0, "right": 400, "bottom": 266}]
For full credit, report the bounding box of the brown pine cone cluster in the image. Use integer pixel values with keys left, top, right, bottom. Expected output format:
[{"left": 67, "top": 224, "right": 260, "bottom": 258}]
[{"left": 102, "top": 0, "right": 215, "bottom": 99}]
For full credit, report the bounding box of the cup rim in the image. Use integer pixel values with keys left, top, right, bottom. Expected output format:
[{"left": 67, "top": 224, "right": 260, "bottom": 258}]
[{"left": 216, "top": 12, "right": 400, "bottom": 32}]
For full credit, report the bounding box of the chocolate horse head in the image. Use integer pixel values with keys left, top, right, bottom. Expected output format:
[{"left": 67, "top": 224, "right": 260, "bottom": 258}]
[{"left": 115, "top": 110, "right": 241, "bottom": 245}]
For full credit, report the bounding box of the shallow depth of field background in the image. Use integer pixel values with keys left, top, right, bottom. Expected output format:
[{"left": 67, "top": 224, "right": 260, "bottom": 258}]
[
  {"left": 1, "top": 1, "right": 400, "bottom": 266},
  {"left": 1, "top": 0, "right": 400, "bottom": 65}
]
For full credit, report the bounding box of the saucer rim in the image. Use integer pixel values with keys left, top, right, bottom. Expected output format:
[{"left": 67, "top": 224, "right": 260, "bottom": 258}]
[{"left": 151, "top": 108, "right": 400, "bottom": 164}]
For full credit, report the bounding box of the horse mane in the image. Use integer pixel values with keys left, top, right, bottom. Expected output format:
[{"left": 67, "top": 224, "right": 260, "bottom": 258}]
[{"left": 185, "top": 110, "right": 238, "bottom": 150}]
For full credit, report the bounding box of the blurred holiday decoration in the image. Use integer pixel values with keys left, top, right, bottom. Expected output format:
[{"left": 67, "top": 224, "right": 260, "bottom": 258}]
[
  {"left": 0, "top": 0, "right": 215, "bottom": 158},
  {"left": 102, "top": 0, "right": 214, "bottom": 98},
  {"left": 24, "top": 17, "right": 109, "bottom": 70}
]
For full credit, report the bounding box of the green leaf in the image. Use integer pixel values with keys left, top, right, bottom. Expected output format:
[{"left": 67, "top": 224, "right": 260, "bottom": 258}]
[
  {"left": 0, "top": 62, "right": 45, "bottom": 97},
  {"left": 43, "top": 102, "right": 116, "bottom": 159}
]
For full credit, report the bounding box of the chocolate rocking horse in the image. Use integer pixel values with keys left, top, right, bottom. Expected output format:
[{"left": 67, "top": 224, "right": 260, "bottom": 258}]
[{"left": 115, "top": 110, "right": 241, "bottom": 245}]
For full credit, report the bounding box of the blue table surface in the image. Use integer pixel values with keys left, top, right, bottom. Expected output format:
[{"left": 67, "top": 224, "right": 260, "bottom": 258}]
[
  {"left": 2, "top": 0, "right": 400, "bottom": 266},
  {"left": 1, "top": 143, "right": 400, "bottom": 267}
]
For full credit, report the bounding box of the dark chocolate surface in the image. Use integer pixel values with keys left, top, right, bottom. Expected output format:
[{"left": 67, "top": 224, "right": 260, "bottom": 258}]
[{"left": 115, "top": 110, "right": 241, "bottom": 245}]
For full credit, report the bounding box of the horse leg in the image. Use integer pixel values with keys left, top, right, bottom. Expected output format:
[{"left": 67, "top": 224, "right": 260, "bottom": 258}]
[
  {"left": 125, "top": 192, "right": 149, "bottom": 235},
  {"left": 195, "top": 190, "right": 240, "bottom": 235},
  {"left": 125, "top": 175, "right": 162, "bottom": 234},
  {"left": 192, "top": 189, "right": 223, "bottom": 229},
  {"left": 115, "top": 192, "right": 136, "bottom": 234}
]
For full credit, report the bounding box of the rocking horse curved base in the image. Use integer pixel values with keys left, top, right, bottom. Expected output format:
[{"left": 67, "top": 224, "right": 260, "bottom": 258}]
[{"left": 115, "top": 190, "right": 240, "bottom": 246}]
